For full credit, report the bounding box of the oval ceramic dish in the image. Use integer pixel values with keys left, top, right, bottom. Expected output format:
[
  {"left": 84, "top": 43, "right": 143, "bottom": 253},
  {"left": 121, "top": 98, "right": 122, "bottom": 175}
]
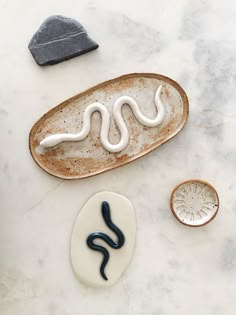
[{"left": 29, "top": 73, "right": 189, "bottom": 179}]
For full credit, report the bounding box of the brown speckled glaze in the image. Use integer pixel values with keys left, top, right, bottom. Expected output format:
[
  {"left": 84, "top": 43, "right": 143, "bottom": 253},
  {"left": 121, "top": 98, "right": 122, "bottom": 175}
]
[
  {"left": 29, "top": 73, "right": 189, "bottom": 179},
  {"left": 170, "top": 179, "right": 219, "bottom": 227}
]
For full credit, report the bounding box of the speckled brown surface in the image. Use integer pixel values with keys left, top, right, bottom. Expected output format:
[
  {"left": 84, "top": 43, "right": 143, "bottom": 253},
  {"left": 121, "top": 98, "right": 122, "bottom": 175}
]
[
  {"left": 170, "top": 179, "right": 219, "bottom": 227},
  {"left": 29, "top": 73, "right": 189, "bottom": 179}
]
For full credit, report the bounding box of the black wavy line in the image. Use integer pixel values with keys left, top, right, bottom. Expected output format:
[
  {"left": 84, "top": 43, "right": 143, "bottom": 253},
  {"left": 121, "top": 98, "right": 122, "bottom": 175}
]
[{"left": 86, "top": 201, "right": 125, "bottom": 280}]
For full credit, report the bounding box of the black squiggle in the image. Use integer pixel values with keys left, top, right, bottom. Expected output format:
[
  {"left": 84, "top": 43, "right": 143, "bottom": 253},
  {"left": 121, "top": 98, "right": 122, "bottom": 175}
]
[{"left": 86, "top": 201, "right": 125, "bottom": 281}]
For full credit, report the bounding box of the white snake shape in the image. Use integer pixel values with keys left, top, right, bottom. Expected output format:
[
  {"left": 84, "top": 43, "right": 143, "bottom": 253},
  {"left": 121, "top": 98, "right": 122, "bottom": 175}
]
[{"left": 40, "top": 85, "right": 165, "bottom": 153}]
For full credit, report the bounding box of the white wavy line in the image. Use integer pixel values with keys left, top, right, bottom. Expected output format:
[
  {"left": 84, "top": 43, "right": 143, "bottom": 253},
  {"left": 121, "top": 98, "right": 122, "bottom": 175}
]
[{"left": 40, "top": 85, "right": 165, "bottom": 153}]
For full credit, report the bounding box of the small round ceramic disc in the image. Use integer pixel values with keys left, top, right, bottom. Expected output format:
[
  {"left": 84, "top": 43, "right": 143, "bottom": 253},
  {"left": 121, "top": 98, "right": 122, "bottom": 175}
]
[{"left": 170, "top": 179, "right": 219, "bottom": 227}]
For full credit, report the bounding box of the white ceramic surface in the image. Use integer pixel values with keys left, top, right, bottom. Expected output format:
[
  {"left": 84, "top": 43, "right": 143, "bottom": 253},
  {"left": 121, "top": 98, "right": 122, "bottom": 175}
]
[
  {"left": 39, "top": 85, "right": 165, "bottom": 151},
  {"left": 71, "top": 191, "right": 136, "bottom": 287},
  {"left": 1, "top": 1, "right": 236, "bottom": 314},
  {"left": 171, "top": 180, "right": 219, "bottom": 226}
]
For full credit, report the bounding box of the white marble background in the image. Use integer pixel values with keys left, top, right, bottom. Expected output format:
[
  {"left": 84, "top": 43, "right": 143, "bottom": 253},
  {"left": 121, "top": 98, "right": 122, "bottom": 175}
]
[{"left": 0, "top": 0, "right": 236, "bottom": 314}]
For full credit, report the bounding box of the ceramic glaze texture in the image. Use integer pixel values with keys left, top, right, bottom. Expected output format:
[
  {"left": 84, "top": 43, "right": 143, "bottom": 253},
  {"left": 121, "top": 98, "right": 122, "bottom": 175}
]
[
  {"left": 39, "top": 85, "right": 165, "bottom": 151},
  {"left": 71, "top": 192, "right": 136, "bottom": 287},
  {"left": 1, "top": 1, "right": 236, "bottom": 315},
  {"left": 29, "top": 73, "right": 188, "bottom": 179},
  {"left": 170, "top": 180, "right": 219, "bottom": 226}
]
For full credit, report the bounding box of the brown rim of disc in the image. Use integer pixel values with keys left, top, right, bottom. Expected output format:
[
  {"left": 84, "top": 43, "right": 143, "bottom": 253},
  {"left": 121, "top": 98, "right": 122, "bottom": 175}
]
[
  {"left": 170, "top": 179, "right": 220, "bottom": 227},
  {"left": 29, "top": 72, "right": 189, "bottom": 180}
]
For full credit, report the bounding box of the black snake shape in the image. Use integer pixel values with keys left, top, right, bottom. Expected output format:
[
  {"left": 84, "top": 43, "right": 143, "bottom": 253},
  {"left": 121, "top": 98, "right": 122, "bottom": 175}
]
[{"left": 86, "top": 201, "right": 125, "bottom": 281}]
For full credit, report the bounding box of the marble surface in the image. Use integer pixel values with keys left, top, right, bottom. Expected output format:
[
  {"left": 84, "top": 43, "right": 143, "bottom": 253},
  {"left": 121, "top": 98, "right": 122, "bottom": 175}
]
[{"left": 0, "top": 0, "right": 236, "bottom": 314}]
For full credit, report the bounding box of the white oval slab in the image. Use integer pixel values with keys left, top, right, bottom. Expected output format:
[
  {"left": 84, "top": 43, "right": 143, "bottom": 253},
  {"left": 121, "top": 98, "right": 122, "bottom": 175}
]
[{"left": 71, "top": 191, "right": 136, "bottom": 287}]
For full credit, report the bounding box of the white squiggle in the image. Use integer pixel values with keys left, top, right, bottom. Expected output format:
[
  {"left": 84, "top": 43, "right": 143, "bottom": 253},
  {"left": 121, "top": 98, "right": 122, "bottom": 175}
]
[{"left": 40, "top": 85, "right": 165, "bottom": 153}]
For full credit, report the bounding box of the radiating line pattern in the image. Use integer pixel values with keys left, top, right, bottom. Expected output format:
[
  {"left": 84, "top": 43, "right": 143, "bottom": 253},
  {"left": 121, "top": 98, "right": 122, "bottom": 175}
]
[{"left": 172, "top": 181, "right": 219, "bottom": 226}]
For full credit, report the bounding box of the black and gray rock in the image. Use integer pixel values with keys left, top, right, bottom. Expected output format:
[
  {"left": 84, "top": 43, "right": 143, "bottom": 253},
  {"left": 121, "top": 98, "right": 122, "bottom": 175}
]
[{"left": 28, "top": 15, "right": 99, "bottom": 66}]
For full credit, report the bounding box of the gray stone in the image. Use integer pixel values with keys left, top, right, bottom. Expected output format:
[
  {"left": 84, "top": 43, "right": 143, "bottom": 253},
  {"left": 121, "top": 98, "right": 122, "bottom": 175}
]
[{"left": 28, "top": 15, "right": 99, "bottom": 66}]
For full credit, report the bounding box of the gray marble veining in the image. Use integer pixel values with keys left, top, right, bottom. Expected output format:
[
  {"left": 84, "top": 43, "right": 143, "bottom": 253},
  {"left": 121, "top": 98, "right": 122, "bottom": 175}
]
[{"left": 0, "top": 0, "right": 236, "bottom": 314}]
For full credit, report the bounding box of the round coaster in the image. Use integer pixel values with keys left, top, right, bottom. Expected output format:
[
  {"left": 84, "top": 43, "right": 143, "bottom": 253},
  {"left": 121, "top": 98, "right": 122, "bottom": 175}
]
[{"left": 170, "top": 179, "right": 219, "bottom": 227}]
